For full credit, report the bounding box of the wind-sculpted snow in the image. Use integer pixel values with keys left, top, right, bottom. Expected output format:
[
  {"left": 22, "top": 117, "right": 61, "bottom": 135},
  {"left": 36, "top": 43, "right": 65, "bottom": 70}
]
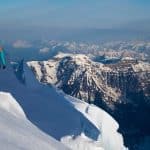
[
  {"left": 0, "top": 92, "right": 26, "bottom": 119},
  {"left": 61, "top": 94, "right": 126, "bottom": 150},
  {"left": 0, "top": 64, "right": 127, "bottom": 150},
  {"left": 0, "top": 92, "right": 68, "bottom": 150}
]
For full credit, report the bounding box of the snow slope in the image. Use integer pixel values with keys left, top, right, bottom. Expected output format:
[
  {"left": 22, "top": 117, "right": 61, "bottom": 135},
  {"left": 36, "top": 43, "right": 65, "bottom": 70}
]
[
  {"left": 0, "top": 64, "right": 127, "bottom": 150},
  {"left": 64, "top": 95, "right": 125, "bottom": 150},
  {"left": 0, "top": 92, "right": 68, "bottom": 150}
]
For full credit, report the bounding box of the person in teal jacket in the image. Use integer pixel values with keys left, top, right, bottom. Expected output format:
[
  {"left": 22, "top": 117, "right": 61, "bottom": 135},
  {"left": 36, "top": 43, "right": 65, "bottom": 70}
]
[{"left": 0, "top": 47, "right": 6, "bottom": 69}]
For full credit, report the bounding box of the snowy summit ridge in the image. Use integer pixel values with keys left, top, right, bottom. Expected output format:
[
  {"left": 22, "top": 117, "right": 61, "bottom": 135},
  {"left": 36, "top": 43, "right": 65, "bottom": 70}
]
[
  {"left": 0, "top": 92, "right": 68, "bottom": 150},
  {"left": 0, "top": 63, "right": 127, "bottom": 150}
]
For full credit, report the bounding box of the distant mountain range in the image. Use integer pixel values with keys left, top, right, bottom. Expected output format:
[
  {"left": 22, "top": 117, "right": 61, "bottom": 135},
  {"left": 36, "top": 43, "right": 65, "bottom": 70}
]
[{"left": 5, "top": 40, "right": 150, "bottom": 62}]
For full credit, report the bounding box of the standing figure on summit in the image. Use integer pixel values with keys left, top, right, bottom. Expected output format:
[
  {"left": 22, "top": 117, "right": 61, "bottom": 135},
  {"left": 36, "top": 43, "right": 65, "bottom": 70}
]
[{"left": 0, "top": 47, "right": 6, "bottom": 69}]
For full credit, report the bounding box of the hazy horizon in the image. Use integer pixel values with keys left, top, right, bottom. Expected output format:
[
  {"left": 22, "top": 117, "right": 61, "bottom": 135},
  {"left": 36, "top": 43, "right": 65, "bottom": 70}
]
[{"left": 1, "top": 0, "right": 150, "bottom": 41}]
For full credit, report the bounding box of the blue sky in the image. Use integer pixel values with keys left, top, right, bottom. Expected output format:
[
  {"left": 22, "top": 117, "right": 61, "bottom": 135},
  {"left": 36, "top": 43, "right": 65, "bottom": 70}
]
[{"left": 0, "top": 0, "right": 150, "bottom": 29}]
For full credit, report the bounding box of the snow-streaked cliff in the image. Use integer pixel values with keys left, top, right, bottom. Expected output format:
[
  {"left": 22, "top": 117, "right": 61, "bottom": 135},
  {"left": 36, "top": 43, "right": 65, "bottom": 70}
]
[
  {"left": 27, "top": 53, "right": 150, "bottom": 149},
  {"left": 27, "top": 53, "right": 150, "bottom": 107}
]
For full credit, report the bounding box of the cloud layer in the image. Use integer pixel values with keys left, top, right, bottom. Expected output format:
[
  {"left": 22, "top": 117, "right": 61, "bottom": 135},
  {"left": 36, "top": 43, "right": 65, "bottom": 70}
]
[{"left": 13, "top": 40, "right": 32, "bottom": 48}]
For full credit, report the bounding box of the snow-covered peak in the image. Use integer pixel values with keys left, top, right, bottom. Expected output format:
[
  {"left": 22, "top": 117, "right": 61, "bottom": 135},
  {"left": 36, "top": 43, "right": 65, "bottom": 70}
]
[
  {"left": 0, "top": 63, "right": 127, "bottom": 150},
  {"left": 28, "top": 53, "right": 150, "bottom": 149},
  {"left": 132, "top": 61, "right": 150, "bottom": 72},
  {"left": 54, "top": 52, "right": 72, "bottom": 59},
  {"left": 0, "top": 92, "right": 68, "bottom": 150},
  {"left": 54, "top": 53, "right": 91, "bottom": 65},
  {"left": 0, "top": 92, "right": 26, "bottom": 119},
  {"left": 27, "top": 53, "right": 121, "bottom": 105}
]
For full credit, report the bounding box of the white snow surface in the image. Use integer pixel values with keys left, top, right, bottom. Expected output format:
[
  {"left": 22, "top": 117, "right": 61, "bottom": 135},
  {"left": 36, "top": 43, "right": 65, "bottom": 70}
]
[
  {"left": 132, "top": 61, "right": 150, "bottom": 72},
  {"left": 0, "top": 64, "right": 127, "bottom": 150},
  {"left": 0, "top": 92, "right": 68, "bottom": 150},
  {"left": 61, "top": 94, "right": 126, "bottom": 150},
  {"left": 0, "top": 92, "right": 26, "bottom": 119}
]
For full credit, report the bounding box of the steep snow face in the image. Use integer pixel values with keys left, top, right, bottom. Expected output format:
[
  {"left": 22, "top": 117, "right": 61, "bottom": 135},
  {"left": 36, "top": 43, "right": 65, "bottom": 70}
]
[
  {"left": 0, "top": 64, "right": 127, "bottom": 150},
  {"left": 61, "top": 94, "right": 126, "bottom": 150},
  {"left": 0, "top": 92, "right": 26, "bottom": 119},
  {"left": 0, "top": 92, "right": 68, "bottom": 150}
]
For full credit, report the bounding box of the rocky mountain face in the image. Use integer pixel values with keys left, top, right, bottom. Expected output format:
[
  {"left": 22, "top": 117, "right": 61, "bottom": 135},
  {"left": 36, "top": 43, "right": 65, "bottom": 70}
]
[{"left": 28, "top": 53, "right": 150, "bottom": 149}]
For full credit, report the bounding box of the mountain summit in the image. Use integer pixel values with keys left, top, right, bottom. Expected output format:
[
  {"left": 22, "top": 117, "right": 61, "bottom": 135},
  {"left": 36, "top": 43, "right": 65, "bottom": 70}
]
[{"left": 28, "top": 53, "right": 150, "bottom": 149}]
